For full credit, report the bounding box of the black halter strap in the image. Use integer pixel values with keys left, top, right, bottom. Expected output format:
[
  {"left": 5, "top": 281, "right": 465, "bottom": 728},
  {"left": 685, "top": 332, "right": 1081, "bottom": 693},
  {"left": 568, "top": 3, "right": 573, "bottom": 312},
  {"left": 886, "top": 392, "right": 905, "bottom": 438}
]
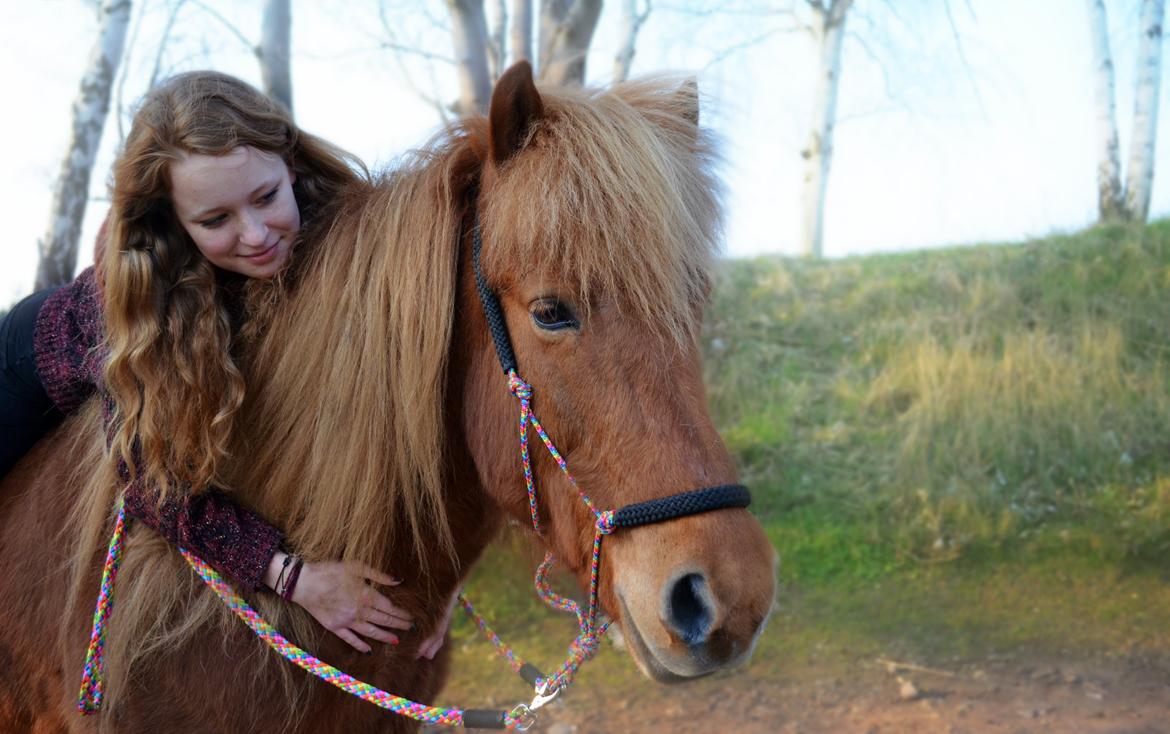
[
  {"left": 470, "top": 216, "right": 751, "bottom": 525},
  {"left": 472, "top": 221, "right": 518, "bottom": 375},
  {"left": 612, "top": 484, "right": 751, "bottom": 529}
]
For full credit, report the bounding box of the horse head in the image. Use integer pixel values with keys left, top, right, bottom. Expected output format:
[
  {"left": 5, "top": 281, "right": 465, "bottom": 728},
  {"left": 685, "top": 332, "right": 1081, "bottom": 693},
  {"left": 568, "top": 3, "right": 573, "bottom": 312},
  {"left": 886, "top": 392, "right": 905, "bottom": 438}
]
[{"left": 460, "top": 62, "right": 777, "bottom": 683}]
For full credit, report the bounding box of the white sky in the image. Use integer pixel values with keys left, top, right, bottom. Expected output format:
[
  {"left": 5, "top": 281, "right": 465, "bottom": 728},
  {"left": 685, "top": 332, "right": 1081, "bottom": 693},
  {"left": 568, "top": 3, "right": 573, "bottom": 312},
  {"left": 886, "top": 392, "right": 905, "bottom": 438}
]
[{"left": 2, "top": 0, "right": 1168, "bottom": 304}]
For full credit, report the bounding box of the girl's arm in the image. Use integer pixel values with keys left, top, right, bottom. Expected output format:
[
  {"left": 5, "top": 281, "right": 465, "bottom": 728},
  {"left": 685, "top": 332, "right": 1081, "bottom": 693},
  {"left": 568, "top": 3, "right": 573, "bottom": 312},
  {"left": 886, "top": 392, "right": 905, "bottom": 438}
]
[{"left": 34, "top": 266, "right": 414, "bottom": 649}]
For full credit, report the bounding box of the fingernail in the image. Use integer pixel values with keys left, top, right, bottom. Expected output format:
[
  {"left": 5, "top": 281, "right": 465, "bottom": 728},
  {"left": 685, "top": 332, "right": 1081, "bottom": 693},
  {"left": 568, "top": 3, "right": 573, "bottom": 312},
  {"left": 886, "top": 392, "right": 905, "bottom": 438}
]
[{"left": 391, "top": 637, "right": 400, "bottom": 646}]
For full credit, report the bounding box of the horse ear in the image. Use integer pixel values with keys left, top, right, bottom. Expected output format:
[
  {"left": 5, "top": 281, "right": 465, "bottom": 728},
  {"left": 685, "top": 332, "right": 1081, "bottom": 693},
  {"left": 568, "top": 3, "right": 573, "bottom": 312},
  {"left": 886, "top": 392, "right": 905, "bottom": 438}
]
[
  {"left": 489, "top": 60, "right": 545, "bottom": 166},
  {"left": 677, "top": 77, "right": 699, "bottom": 127}
]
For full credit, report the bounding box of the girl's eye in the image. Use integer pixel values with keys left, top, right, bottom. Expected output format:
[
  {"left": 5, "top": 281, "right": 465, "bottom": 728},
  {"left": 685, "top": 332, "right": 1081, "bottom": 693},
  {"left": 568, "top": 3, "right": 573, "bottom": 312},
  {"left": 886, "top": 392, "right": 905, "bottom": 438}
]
[
  {"left": 531, "top": 299, "right": 579, "bottom": 331},
  {"left": 259, "top": 186, "right": 279, "bottom": 204},
  {"left": 199, "top": 214, "right": 227, "bottom": 229}
]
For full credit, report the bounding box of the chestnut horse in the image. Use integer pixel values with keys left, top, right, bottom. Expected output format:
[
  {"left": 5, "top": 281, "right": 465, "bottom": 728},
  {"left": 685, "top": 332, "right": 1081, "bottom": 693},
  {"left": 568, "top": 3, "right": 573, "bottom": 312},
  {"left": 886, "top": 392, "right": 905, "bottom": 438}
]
[{"left": 0, "top": 62, "right": 776, "bottom": 732}]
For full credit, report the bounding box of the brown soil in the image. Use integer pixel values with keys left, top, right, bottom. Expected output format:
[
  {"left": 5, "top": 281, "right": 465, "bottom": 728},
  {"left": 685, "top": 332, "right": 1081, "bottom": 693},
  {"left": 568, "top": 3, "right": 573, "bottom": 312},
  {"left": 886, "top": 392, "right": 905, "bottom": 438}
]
[{"left": 498, "top": 654, "right": 1170, "bottom": 734}]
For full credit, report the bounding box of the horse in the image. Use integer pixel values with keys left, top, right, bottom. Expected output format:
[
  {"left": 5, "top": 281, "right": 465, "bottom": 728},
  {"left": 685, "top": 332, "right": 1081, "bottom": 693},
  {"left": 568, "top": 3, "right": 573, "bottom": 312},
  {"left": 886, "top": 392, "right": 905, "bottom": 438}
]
[{"left": 0, "top": 61, "right": 777, "bottom": 732}]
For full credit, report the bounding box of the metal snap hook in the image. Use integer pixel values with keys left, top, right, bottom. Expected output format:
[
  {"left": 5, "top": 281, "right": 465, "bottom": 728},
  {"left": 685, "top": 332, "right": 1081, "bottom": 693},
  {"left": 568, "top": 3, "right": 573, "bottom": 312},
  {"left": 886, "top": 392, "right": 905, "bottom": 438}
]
[
  {"left": 508, "top": 703, "right": 538, "bottom": 731},
  {"left": 528, "top": 680, "right": 561, "bottom": 711}
]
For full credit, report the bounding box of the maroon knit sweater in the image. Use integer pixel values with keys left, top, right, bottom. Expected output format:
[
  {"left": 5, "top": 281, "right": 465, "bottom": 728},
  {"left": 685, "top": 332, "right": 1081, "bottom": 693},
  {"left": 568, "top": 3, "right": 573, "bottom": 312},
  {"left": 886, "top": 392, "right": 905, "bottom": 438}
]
[{"left": 33, "top": 267, "right": 282, "bottom": 590}]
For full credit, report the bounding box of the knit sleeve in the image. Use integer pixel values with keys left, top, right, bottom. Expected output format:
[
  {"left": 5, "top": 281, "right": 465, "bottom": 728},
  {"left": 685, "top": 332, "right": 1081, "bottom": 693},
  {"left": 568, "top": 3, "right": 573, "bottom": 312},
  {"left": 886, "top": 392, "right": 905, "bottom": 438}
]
[
  {"left": 33, "top": 267, "right": 104, "bottom": 415},
  {"left": 120, "top": 464, "right": 284, "bottom": 591}
]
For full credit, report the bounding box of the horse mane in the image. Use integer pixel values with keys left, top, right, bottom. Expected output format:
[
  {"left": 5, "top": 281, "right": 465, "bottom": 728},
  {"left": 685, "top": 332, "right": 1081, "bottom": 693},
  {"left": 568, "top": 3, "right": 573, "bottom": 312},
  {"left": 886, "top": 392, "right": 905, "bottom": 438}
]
[
  {"left": 61, "top": 73, "right": 722, "bottom": 714},
  {"left": 229, "top": 120, "right": 487, "bottom": 574}
]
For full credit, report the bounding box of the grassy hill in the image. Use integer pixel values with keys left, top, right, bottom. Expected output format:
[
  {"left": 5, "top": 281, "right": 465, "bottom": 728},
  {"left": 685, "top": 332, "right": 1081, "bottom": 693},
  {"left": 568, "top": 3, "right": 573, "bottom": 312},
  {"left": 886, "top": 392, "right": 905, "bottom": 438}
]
[
  {"left": 705, "top": 220, "right": 1170, "bottom": 582},
  {"left": 441, "top": 221, "right": 1170, "bottom": 708}
]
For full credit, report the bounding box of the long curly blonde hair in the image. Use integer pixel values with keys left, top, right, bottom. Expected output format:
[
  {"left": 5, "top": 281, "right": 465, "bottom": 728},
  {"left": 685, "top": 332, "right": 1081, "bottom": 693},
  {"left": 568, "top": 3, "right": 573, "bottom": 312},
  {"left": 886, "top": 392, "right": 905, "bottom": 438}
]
[{"left": 102, "top": 71, "right": 364, "bottom": 499}]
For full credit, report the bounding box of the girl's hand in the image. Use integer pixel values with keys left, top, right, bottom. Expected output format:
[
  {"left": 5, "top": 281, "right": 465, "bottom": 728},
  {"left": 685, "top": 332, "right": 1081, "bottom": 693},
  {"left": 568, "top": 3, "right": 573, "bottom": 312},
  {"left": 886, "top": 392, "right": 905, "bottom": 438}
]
[
  {"left": 417, "top": 588, "right": 460, "bottom": 660},
  {"left": 267, "top": 554, "right": 413, "bottom": 654}
]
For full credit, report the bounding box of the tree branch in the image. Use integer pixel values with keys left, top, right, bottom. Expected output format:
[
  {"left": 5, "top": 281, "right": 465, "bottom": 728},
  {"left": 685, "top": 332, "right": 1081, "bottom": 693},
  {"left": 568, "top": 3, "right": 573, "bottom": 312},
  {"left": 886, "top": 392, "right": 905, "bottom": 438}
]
[
  {"left": 189, "top": 0, "right": 258, "bottom": 57},
  {"left": 378, "top": 1, "right": 455, "bottom": 121},
  {"left": 941, "top": 0, "right": 985, "bottom": 115},
  {"left": 148, "top": 0, "right": 189, "bottom": 89}
]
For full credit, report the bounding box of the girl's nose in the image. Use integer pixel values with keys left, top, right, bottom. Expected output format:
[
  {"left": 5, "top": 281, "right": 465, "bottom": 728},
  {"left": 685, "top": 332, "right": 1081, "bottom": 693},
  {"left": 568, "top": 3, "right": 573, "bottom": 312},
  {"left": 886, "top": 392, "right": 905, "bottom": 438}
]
[{"left": 239, "top": 212, "right": 269, "bottom": 247}]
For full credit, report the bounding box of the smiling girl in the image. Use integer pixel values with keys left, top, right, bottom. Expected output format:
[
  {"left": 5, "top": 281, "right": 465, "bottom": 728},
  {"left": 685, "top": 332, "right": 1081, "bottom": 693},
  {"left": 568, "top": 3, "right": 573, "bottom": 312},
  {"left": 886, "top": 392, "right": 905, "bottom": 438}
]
[{"left": 0, "top": 71, "right": 453, "bottom": 660}]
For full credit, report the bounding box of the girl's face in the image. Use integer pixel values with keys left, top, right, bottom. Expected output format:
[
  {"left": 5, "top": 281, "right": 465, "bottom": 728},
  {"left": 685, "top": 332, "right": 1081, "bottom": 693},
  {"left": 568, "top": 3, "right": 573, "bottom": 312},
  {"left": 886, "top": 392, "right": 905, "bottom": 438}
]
[{"left": 169, "top": 146, "right": 301, "bottom": 279}]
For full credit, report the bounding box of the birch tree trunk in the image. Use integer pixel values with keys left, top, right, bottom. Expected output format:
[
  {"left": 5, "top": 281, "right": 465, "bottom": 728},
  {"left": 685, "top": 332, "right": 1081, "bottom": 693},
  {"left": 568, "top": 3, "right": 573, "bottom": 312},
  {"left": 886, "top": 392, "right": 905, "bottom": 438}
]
[
  {"left": 260, "top": 0, "right": 293, "bottom": 113},
  {"left": 538, "top": 0, "right": 602, "bottom": 86},
  {"left": 447, "top": 0, "right": 493, "bottom": 114},
  {"left": 799, "top": 0, "right": 850, "bottom": 259},
  {"left": 613, "top": 0, "right": 650, "bottom": 84},
  {"left": 511, "top": 0, "right": 533, "bottom": 65},
  {"left": 488, "top": 0, "right": 508, "bottom": 78},
  {"left": 1124, "top": 0, "right": 1165, "bottom": 223},
  {"left": 36, "top": 0, "right": 131, "bottom": 290},
  {"left": 1086, "top": 0, "right": 1124, "bottom": 221}
]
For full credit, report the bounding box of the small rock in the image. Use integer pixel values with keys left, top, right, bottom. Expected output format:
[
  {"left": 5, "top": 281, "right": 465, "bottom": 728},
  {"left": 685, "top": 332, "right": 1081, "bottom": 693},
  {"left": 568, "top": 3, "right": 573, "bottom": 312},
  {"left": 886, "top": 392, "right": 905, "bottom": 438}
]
[
  {"left": 1030, "top": 668, "right": 1060, "bottom": 683},
  {"left": 898, "top": 676, "right": 921, "bottom": 702}
]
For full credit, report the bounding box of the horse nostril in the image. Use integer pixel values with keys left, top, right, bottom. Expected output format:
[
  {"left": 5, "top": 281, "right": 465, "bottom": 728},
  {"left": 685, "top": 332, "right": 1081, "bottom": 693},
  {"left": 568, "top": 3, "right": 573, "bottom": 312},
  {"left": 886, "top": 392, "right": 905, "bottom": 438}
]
[{"left": 666, "top": 573, "right": 714, "bottom": 646}]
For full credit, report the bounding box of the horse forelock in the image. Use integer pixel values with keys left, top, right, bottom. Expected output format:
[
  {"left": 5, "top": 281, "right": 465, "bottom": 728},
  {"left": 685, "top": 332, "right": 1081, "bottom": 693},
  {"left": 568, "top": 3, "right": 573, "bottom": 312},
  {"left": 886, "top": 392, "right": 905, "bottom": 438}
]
[{"left": 480, "top": 75, "right": 724, "bottom": 345}]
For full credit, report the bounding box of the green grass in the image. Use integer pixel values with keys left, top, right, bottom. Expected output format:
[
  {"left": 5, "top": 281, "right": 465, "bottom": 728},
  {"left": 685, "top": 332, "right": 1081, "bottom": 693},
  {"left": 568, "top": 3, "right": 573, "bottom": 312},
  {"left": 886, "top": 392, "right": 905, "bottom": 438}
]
[{"left": 705, "top": 219, "right": 1170, "bottom": 565}]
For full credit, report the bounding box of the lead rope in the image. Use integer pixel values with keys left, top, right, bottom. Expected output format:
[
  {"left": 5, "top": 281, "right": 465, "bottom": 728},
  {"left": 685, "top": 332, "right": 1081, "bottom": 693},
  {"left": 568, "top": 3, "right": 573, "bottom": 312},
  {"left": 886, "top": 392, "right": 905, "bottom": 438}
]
[
  {"left": 77, "top": 502, "right": 126, "bottom": 714},
  {"left": 456, "top": 370, "right": 616, "bottom": 703},
  {"left": 77, "top": 369, "right": 612, "bottom": 730},
  {"left": 76, "top": 502, "right": 535, "bottom": 730}
]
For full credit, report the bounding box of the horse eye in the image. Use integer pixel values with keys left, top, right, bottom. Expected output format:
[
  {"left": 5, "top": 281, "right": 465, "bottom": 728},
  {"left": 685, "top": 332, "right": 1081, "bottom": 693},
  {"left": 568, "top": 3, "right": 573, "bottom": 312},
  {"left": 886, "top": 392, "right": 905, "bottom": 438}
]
[{"left": 530, "top": 299, "right": 579, "bottom": 331}]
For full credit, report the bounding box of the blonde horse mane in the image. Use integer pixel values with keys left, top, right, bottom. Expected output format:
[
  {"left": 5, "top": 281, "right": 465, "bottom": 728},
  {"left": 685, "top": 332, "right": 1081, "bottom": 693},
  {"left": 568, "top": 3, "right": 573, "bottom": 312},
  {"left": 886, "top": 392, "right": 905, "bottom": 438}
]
[{"left": 63, "top": 74, "right": 722, "bottom": 714}]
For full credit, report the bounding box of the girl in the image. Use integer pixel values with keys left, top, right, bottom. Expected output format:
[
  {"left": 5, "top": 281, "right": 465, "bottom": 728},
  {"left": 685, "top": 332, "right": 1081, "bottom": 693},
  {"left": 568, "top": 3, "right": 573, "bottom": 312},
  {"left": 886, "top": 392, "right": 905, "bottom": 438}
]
[{"left": 1, "top": 71, "right": 451, "bottom": 659}]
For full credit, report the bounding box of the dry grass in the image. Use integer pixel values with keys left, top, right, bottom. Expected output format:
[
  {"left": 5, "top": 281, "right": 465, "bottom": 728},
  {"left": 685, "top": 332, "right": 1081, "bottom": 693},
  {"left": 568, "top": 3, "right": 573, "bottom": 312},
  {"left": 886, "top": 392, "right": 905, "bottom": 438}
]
[{"left": 704, "top": 220, "right": 1170, "bottom": 566}]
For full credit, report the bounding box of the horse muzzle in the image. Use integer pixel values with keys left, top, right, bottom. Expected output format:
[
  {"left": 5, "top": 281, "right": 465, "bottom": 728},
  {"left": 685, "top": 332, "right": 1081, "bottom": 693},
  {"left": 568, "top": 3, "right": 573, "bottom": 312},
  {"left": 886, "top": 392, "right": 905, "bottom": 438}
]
[{"left": 608, "top": 514, "right": 778, "bottom": 683}]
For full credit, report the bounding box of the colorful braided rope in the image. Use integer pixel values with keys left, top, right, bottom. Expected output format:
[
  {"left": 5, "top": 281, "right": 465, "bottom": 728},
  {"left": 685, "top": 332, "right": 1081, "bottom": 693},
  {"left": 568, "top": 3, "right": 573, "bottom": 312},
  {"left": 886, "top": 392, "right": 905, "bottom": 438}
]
[
  {"left": 458, "top": 594, "right": 526, "bottom": 675},
  {"left": 494, "top": 371, "right": 616, "bottom": 691},
  {"left": 77, "top": 501, "right": 127, "bottom": 715},
  {"left": 179, "top": 550, "right": 500, "bottom": 728}
]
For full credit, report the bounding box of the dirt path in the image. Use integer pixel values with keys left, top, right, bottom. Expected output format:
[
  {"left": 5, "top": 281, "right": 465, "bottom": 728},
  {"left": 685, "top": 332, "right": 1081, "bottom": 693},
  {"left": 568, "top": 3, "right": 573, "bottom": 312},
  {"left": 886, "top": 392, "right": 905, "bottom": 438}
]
[{"left": 512, "top": 654, "right": 1170, "bottom": 733}]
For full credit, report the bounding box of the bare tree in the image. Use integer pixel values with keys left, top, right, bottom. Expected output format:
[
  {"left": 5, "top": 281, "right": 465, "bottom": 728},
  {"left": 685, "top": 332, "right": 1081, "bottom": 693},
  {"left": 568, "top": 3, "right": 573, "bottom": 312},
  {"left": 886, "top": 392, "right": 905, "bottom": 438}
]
[
  {"left": 1086, "top": 0, "right": 1124, "bottom": 221},
  {"left": 538, "top": 0, "right": 603, "bottom": 85},
  {"left": 259, "top": 0, "right": 293, "bottom": 112},
  {"left": 1124, "top": 0, "right": 1165, "bottom": 223},
  {"left": 36, "top": 0, "right": 131, "bottom": 290},
  {"left": 613, "top": 0, "right": 651, "bottom": 83},
  {"left": 402, "top": 0, "right": 612, "bottom": 120},
  {"left": 511, "top": 0, "right": 533, "bottom": 64},
  {"left": 447, "top": 0, "right": 493, "bottom": 114},
  {"left": 1085, "top": 0, "right": 1165, "bottom": 224},
  {"left": 799, "top": 0, "right": 851, "bottom": 259}
]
